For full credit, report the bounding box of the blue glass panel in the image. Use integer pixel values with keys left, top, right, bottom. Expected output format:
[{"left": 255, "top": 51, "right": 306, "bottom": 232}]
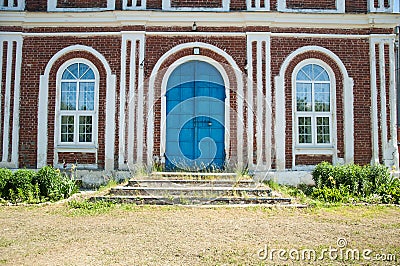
[
  {"left": 61, "top": 82, "right": 77, "bottom": 110},
  {"left": 66, "top": 63, "right": 79, "bottom": 79}
]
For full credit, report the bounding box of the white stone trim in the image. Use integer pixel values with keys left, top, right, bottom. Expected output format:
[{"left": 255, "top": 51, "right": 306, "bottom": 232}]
[
  {"left": 0, "top": 34, "right": 22, "bottom": 168},
  {"left": 277, "top": 0, "right": 345, "bottom": 13},
  {"left": 162, "top": 0, "right": 229, "bottom": 11},
  {"left": 275, "top": 45, "right": 354, "bottom": 170},
  {"left": 291, "top": 59, "right": 338, "bottom": 168},
  {"left": 38, "top": 45, "right": 116, "bottom": 172},
  {"left": 11, "top": 40, "right": 22, "bottom": 167},
  {"left": 2, "top": 11, "right": 399, "bottom": 29},
  {"left": 368, "top": 0, "right": 394, "bottom": 12},
  {"left": 159, "top": 55, "right": 231, "bottom": 163},
  {"left": 2, "top": 41, "right": 13, "bottom": 163},
  {"left": 47, "top": 0, "right": 115, "bottom": 12},
  {"left": 246, "top": 36, "right": 254, "bottom": 166},
  {"left": 247, "top": 0, "right": 269, "bottom": 11},
  {"left": 148, "top": 42, "right": 244, "bottom": 166},
  {"left": 0, "top": 0, "right": 24, "bottom": 10},
  {"left": 246, "top": 33, "right": 272, "bottom": 169},
  {"left": 370, "top": 36, "right": 399, "bottom": 168},
  {"left": 119, "top": 33, "right": 145, "bottom": 169},
  {"left": 123, "top": 0, "right": 146, "bottom": 10}
]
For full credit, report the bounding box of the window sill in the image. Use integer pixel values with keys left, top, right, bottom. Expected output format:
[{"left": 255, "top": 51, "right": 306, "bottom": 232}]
[
  {"left": 56, "top": 146, "right": 97, "bottom": 153},
  {"left": 294, "top": 147, "right": 335, "bottom": 155}
]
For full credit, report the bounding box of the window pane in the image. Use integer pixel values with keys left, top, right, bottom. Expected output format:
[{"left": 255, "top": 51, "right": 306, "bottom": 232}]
[
  {"left": 296, "top": 69, "right": 311, "bottom": 81},
  {"left": 298, "top": 117, "right": 312, "bottom": 144},
  {"left": 296, "top": 83, "right": 312, "bottom": 111},
  {"left": 79, "top": 82, "right": 95, "bottom": 110},
  {"left": 315, "top": 69, "right": 329, "bottom": 81},
  {"left": 61, "top": 116, "right": 74, "bottom": 142},
  {"left": 81, "top": 68, "right": 95, "bottom": 80},
  {"left": 301, "top": 65, "right": 313, "bottom": 80},
  {"left": 316, "top": 117, "right": 330, "bottom": 144},
  {"left": 314, "top": 83, "right": 330, "bottom": 112},
  {"left": 65, "top": 63, "right": 79, "bottom": 79},
  {"left": 61, "top": 82, "right": 77, "bottom": 110},
  {"left": 79, "top": 116, "right": 92, "bottom": 143}
]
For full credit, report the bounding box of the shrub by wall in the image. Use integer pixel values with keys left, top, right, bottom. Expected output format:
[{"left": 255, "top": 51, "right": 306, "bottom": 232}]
[
  {"left": 312, "top": 162, "right": 400, "bottom": 204},
  {"left": 0, "top": 166, "right": 78, "bottom": 203}
]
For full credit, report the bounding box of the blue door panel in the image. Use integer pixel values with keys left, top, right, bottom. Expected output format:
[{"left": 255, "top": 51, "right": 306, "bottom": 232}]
[{"left": 166, "top": 61, "right": 225, "bottom": 171}]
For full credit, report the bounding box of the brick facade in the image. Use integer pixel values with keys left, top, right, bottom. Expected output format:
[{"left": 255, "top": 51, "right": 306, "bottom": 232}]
[{"left": 0, "top": 0, "right": 398, "bottom": 175}]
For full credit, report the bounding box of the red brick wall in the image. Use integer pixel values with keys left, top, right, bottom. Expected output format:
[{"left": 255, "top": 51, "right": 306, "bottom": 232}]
[
  {"left": 26, "top": 0, "right": 48, "bottom": 11},
  {"left": 346, "top": 0, "right": 368, "bottom": 12},
  {"left": 230, "top": 0, "right": 246, "bottom": 10},
  {"left": 296, "top": 155, "right": 333, "bottom": 165},
  {"left": 20, "top": 36, "right": 121, "bottom": 169},
  {"left": 270, "top": 37, "right": 371, "bottom": 168},
  {"left": 58, "top": 152, "right": 96, "bottom": 165},
  {"left": 286, "top": 0, "right": 336, "bottom": 9},
  {"left": 171, "top": 0, "right": 222, "bottom": 8},
  {"left": 56, "top": 0, "right": 108, "bottom": 8}
]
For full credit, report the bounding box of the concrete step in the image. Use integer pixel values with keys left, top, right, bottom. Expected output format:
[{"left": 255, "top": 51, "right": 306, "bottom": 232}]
[
  {"left": 127, "top": 179, "right": 260, "bottom": 188},
  {"left": 150, "top": 172, "right": 240, "bottom": 180},
  {"left": 91, "top": 195, "right": 292, "bottom": 205},
  {"left": 110, "top": 186, "right": 272, "bottom": 197}
]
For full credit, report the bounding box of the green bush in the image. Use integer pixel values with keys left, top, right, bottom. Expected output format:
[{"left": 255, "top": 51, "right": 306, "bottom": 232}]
[
  {"left": 311, "top": 162, "right": 400, "bottom": 204},
  {"left": 0, "top": 168, "right": 12, "bottom": 198},
  {"left": 0, "top": 166, "right": 78, "bottom": 203}
]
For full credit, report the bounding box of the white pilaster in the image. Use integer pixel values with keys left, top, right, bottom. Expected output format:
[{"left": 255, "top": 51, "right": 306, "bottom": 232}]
[
  {"left": 370, "top": 40, "right": 380, "bottom": 164},
  {"left": 246, "top": 35, "right": 254, "bottom": 166}
]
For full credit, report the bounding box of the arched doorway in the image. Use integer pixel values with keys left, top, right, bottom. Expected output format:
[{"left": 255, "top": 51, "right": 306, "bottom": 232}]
[{"left": 165, "top": 60, "right": 226, "bottom": 170}]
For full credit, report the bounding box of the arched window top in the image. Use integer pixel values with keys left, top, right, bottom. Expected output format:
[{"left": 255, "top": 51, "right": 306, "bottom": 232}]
[
  {"left": 62, "top": 62, "right": 95, "bottom": 80},
  {"left": 296, "top": 63, "right": 330, "bottom": 82}
]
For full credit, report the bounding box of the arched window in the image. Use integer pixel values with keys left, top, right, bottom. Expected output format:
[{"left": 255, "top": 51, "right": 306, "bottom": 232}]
[
  {"left": 57, "top": 60, "right": 98, "bottom": 146},
  {"left": 294, "top": 62, "right": 333, "bottom": 146}
]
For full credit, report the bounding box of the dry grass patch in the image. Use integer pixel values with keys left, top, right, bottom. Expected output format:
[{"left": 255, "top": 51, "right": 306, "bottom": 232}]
[{"left": 0, "top": 203, "right": 399, "bottom": 265}]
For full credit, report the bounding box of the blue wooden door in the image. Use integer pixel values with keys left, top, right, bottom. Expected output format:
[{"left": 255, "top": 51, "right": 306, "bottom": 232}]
[{"left": 165, "top": 61, "right": 225, "bottom": 171}]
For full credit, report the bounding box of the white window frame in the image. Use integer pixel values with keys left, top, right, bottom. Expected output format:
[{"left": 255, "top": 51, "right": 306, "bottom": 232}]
[
  {"left": 47, "top": 0, "right": 115, "bottom": 12},
  {"left": 123, "top": 0, "right": 146, "bottom": 10},
  {"left": 277, "top": 0, "right": 345, "bottom": 13},
  {"left": 0, "top": 0, "right": 24, "bottom": 10},
  {"left": 367, "top": 0, "right": 394, "bottom": 12},
  {"left": 162, "top": 0, "right": 229, "bottom": 11},
  {"left": 55, "top": 58, "right": 99, "bottom": 152},
  {"left": 292, "top": 59, "right": 337, "bottom": 157}
]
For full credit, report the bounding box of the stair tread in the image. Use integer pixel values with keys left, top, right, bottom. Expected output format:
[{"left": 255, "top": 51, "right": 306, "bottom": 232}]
[
  {"left": 98, "top": 195, "right": 290, "bottom": 200},
  {"left": 112, "top": 186, "right": 271, "bottom": 191}
]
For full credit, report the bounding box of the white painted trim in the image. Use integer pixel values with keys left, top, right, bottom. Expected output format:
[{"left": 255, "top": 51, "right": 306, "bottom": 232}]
[
  {"left": 1, "top": 11, "right": 399, "bottom": 29},
  {"left": 388, "top": 40, "right": 399, "bottom": 168},
  {"left": 2, "top": 41, "right": 12, "bottom": 163},
  {"left": 148, "top": 41, "right": 244, "bottom": 166},
  {"left": 47, "top": 0, "right": 115, "bottom": 12},
  {"left": 11, "top": 39, "right": 22, "bottom": 167},
  {"left": 264, "top": 35, "right": 272, "bottom": 170},
  {"left": 159, "top": 55, "right": 231, "bottom": 164},
  {"left": 0, "top": 31, "right": 394, "bottom": 40},
  {"left": 291, "top": 59, "right": 338, "bottom": 167},
  {"left": 368, "top": 0, "right": 394, "bottom": 12},
  {"left": 0, "top": 0, "right": 24, "bottom": 10},
  {"left": 53, "top": 58, "right": 100, "bottom": 166},
  {"left": 119, "top": 33, "right": 145, "bottom": 169},
  {"left": 247, "top": 0, "right": 269, "bottom": 11},
  {"left": 123, "top": 0, "right": 146, "bottom": 10},
  {"left": 162, "top": 0, "right": 229, "bottom": 11},
  {"left": 38, "top": 45, "right": 115, "bottom": 172},
  {"left": 277, "top": 0, "right": 345, "bottom": 13},
  {"left": 275, "top": 45, "right": 354, "bottom": 170},
  {"left": 118, "top": 37, "right": 128, "bottom": 168},
  {"left": 370, "top": 40, "right": 380, "bottom": 164},
  {"left": 246, "top": 36, "right": 254, "bottom": 166},
  {"left": 128, "top": 40, "right": 137, "bottom": 169},
  {"left": 379, "top": 42, "right": 388, "bottom": 151}
]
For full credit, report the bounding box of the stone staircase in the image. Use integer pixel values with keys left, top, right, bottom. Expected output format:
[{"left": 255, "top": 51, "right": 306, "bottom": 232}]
[{"left": 92, "top": 172, "right": 292, "bottom": 206}]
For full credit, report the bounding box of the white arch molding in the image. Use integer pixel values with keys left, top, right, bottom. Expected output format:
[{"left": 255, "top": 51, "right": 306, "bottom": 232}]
[
  {"left": 147, "top": 42, "right": 245, "bottom": 166},
  {"left": 274, "top": 45, "right": 354, "bottom": 170},
  {"left": 37, "top": 45, "right": 116, "bottom": 171}
]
